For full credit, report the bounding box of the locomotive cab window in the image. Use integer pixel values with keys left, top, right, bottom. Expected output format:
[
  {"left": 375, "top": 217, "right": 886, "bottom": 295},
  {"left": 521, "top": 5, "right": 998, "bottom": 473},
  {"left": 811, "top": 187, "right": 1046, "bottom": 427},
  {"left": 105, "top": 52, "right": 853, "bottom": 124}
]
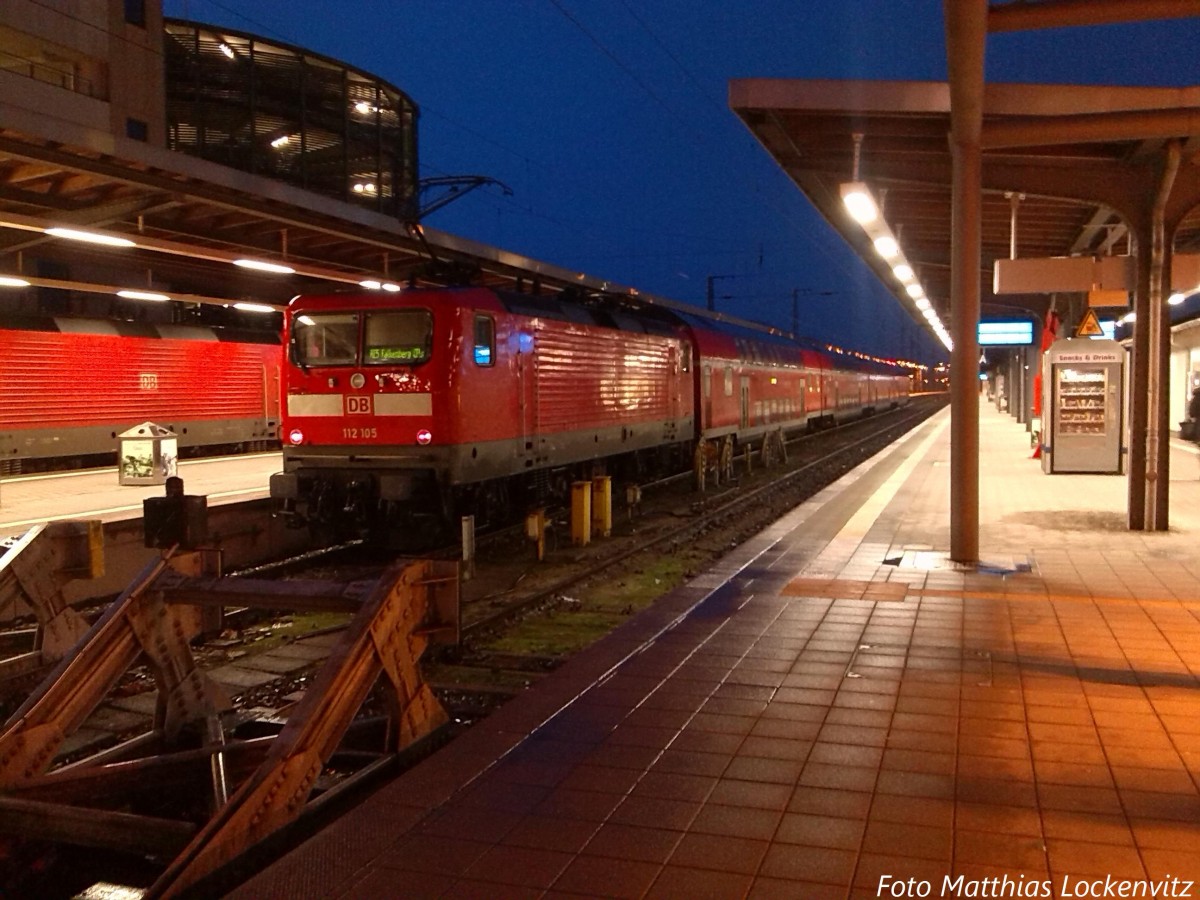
[
  {"left": 473, "top": 315, "right": 495, "bottom": 366},
  {"left": 364, "top": 310, "right": 433, "bottom": 364},
  {"left": 292, "top": 313, "right": 358, "bottom": 366}
]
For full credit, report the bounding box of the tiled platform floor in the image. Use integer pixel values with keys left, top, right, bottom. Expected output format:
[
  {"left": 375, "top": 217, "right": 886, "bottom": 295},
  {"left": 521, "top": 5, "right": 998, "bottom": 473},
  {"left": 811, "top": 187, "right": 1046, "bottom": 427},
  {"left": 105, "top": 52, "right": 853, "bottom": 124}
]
[{"left": 229, "top": 401, "right": 1200, "bottom": 899}]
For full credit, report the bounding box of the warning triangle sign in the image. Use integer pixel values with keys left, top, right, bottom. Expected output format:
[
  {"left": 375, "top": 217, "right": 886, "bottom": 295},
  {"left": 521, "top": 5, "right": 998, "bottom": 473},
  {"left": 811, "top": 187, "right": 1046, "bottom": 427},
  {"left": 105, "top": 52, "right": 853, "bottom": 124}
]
[{"left": 1076, "top": 309, "right": 1104, "bottom": 337}]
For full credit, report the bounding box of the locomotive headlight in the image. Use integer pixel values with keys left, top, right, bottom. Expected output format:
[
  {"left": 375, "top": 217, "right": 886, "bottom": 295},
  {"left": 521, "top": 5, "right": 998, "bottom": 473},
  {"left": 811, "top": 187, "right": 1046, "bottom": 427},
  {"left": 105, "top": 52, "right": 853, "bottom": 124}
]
[
  {"left": 416, "top": 429, "right": 432, "bottom": 445},
  {"left": 288, "top": 428, "right": 305, "bottom": 445}
]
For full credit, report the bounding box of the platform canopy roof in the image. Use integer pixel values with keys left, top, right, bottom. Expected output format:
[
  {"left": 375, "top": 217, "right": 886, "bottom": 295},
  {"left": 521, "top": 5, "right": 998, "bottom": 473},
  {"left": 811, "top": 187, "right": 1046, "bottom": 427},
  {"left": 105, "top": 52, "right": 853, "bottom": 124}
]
[{"left": 730, "top": 77, "right": 1200, "bottom": 338}]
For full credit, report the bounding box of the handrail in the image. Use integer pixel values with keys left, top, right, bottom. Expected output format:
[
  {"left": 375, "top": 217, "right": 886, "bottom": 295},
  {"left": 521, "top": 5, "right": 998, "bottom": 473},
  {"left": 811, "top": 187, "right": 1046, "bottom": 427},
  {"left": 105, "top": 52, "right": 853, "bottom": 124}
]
[{"left": 0, "top": 51, "right": 103, "bottom": 100}]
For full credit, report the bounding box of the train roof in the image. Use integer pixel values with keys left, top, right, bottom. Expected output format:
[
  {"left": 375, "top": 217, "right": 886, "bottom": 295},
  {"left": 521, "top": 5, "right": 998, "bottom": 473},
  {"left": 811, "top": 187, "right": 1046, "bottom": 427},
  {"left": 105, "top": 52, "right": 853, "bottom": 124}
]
[
  {"left": 0, "top": 313, "right": 279, "bottom": 344},
  {"left": 286, "top": 286, "right": 906, "bottom": 373}
]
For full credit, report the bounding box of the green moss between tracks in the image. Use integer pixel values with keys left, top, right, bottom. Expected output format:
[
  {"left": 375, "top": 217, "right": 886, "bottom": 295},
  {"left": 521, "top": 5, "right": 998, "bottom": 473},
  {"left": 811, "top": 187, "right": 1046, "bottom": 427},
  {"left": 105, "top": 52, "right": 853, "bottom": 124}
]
[{"left": 481, "top": 555, "right": 690, "bottom": 658}]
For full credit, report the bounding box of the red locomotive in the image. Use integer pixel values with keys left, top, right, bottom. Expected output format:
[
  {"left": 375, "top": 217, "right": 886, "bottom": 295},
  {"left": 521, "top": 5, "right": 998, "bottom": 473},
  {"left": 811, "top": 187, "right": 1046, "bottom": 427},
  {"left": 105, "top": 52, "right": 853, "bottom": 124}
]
[
  {"left": 0, "top": 314, "right": 281, "bottom": 472},
  {"left": 270, "top": 286, "right": 910, "bottom": 534}
]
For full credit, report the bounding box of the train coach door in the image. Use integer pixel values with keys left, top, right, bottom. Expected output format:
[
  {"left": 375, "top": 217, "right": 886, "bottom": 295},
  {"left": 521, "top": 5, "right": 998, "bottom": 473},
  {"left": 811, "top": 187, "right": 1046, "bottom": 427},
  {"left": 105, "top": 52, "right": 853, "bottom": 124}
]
[
  {"left": 668, "top": 344, "right": 680, "bottom": 423},
  {"left": 517, "top": 329, "right": 536, "bottom": 462},
  {"left": 740, "top": 376, "right": 751, "bottom": 429}
]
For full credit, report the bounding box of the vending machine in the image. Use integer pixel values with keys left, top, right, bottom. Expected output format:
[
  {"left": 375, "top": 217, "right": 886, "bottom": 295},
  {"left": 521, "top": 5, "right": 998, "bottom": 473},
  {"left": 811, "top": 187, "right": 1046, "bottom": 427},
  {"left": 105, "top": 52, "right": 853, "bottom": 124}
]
[{"left": 1041, "top": 338, "right": 1125, "bottom": 474}]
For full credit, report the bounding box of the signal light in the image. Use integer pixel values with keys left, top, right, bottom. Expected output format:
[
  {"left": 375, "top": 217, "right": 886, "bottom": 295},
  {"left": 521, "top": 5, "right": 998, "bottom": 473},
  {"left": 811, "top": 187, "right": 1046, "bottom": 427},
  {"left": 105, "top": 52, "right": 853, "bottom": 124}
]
[
  {"left": 416, "top": 429, "right": 432, "bottom": 445},
  {"left": 288, "top": 429, "right": 305, "bottom": 445}
]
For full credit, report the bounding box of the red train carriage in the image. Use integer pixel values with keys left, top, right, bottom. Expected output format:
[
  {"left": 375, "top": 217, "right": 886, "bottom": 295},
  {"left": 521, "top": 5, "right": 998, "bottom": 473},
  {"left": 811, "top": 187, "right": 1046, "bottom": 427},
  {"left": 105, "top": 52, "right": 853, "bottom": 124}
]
[
  {"left": 681, "top": 312, "right": 910, "bottom": 456},
  {"left": 270, "top": 286, "right": 912, "bottom": 534},
  {"left": 0, "top": 315, "right": 280, "bottom": 470},
  {"left": 271, "top": 287, "right": 696, "bottom": 529}
]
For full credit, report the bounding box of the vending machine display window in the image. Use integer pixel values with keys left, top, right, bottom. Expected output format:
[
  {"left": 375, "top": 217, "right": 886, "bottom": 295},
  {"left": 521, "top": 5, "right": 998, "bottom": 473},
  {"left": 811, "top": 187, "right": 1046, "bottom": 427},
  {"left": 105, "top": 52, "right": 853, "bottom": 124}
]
[{"left": 1056, "top": 368, "right": 1107, "bottom": 436}]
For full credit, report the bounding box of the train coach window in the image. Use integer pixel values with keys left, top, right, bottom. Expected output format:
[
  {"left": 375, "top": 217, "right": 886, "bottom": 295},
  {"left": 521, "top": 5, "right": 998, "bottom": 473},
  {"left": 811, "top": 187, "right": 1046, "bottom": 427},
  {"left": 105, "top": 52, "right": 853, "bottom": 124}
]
[
  {"left": 293, "top": 313, "right": 358, "bottom": 366},
  {"left": 473, "top": 315, "right": 495, "bottom": 366},
  {"left": 364, "top": 310, "right": 433, "bottom": 364}
]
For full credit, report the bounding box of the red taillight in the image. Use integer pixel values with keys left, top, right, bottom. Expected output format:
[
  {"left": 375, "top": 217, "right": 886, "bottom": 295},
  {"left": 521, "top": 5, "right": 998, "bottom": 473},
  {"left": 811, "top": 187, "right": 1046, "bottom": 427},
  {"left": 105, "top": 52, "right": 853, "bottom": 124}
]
[
  {"left": 288, "top": 428, "right": 305, "bottom": 445},
  {"left": 416, "top": 429, "right": 432, "bottom": 445}
]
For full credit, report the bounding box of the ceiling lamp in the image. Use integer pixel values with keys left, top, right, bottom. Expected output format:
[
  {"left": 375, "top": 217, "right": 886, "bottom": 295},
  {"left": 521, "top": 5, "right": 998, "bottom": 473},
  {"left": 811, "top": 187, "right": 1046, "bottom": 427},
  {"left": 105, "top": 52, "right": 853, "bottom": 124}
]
[
  {"left": 839, "top": 182, "right": 878, "bottom": 225},
  {"left": 0, "top": 276, "right": 30, "bottom": 287},
  {"left": 45, "top": 227, "right": 136, "bottom": 248},
  {"left": 841, "top": 179, "right": 943, "bottom": 348},
  {"left": 873, "top": 236, "right": 899, "bottom": 258},
  {"left": 117, "top": 289, "right": 170, "bottom": 302},
  {"left": 233, "top": 258, "right": 295, "bottom": 275},
  {"left": 233, "top": 302, "right": 277, "bottom": 313}
]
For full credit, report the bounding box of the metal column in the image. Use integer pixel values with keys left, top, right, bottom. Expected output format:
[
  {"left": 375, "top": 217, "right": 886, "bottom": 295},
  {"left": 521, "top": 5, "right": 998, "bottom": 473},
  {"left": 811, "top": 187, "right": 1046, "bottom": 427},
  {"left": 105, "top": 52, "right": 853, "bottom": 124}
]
[
  {"left": 945, "top": 1, "right": 988, "bottom": 563},
  {"left": 1129, "top": 143, "right": 1180, "bottom": 531}
]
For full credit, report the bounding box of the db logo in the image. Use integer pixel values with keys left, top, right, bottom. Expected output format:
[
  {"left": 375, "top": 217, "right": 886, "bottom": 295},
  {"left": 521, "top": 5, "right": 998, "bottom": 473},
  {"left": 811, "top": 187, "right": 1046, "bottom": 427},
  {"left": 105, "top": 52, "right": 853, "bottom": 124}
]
[{"left": 345, "top": 395, "right": 372, "bottom": 415}]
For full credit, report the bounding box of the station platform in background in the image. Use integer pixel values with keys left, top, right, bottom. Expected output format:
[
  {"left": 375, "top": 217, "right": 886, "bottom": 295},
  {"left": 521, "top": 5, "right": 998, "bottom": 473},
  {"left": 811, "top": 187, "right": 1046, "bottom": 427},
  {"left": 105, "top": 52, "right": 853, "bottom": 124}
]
[
  {"left": 0, "top": 452, "right": 281, "bottom": 539},
  {"left": 147, "top": 407, "right": 1200, "bottom": 897}
]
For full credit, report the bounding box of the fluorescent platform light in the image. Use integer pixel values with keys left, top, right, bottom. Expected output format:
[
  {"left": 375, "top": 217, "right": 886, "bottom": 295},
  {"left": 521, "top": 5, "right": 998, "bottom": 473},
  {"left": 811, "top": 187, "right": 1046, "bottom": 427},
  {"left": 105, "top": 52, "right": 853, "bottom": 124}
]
[
  {"left": 840, "top": 183, "right": 878, "bottom": 224},
  {"left": 0, "top": 276, "right": 30, "bottom": 287},
  {"left": 873, "top": 236, "right": 899, "bottom": 259},
  {"left": 45, "top": 227, "right": 136, "bottom": 248},
  {"left": 233, "top": 258, "right": 295, "bottom": 275},
  {"left": 117, "top": 289, "right": 170, "bottom": 302},
  {"left": 233, "top": 302, "right": 277, "bottom": 313}
]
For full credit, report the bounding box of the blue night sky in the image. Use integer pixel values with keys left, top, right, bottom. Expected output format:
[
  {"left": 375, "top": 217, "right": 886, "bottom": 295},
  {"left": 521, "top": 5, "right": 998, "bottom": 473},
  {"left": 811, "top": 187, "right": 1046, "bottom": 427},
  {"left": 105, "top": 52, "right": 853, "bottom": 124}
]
[{"left": 163, "top": 1, "right": 1200, "bottom": 366}]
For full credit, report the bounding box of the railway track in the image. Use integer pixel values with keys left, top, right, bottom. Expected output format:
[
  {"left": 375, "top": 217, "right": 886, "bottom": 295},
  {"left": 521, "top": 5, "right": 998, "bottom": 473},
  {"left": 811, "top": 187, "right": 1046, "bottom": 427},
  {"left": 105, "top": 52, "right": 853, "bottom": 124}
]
[
  {"left": 0, "top": 395, "right": 945, "bottom": 896},
  {"left": 410, "top": 395, "right": 949, "bottom": 715},
  {"left": 0, "top": 398, "right": 942, "bottom": 713}
]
